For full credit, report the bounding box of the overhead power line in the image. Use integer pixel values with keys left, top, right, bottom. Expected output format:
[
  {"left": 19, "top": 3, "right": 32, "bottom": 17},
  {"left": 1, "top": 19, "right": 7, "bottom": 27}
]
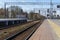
[{"left": 5, "top": 2, "right": 60, "bottom": 5}]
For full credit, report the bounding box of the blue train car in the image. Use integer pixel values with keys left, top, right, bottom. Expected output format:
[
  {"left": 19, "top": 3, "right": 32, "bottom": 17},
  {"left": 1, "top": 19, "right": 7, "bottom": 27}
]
[{"left": 0, "top": 17, "right": 27, "bottom": 28}]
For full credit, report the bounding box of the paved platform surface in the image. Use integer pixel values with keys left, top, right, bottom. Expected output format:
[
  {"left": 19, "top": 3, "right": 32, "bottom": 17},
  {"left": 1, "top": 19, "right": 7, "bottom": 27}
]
[{"left": 29, "top": 19, "right": 60, "bottom": 40}]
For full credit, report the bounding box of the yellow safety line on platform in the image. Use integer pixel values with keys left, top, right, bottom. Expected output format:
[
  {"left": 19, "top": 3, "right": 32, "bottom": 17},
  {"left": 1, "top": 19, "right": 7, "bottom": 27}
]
[{"left": 48, "top": 19, "right": 60, "bottom": 38}]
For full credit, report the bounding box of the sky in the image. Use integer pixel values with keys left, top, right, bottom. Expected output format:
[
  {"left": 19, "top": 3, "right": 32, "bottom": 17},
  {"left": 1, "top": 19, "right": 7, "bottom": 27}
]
[
  {"left": 0, "top": 0, "right": 60, "bottom": 8},
  {"left": 0, "top": 0, "right": 60, "bottom": 16}
]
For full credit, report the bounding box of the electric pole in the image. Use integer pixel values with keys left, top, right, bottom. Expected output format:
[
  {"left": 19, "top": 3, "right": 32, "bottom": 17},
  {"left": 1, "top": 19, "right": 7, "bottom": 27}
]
[{"left": 50, "top": 0, "right": 53, "bottom": 18}]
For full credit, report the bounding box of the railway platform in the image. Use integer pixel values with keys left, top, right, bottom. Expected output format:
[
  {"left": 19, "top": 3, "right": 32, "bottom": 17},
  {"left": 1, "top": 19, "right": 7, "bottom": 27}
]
[{"left": 29, "top": 19, "right": 60, "bottom": 40}]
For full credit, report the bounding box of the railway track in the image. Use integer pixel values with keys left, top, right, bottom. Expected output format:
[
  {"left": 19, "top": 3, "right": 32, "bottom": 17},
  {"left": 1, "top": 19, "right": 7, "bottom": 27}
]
[
  {"left": 0, "top": 20, "right": 42, "bottom": 40},
  {"left": 5, "top": 20, "right": 43, "bottom": 40}
]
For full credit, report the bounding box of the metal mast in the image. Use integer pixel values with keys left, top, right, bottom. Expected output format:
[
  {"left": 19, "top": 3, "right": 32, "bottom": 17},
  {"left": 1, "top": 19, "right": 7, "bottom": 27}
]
[{"left": 50, "top": 0, "right": 53, "bottom": 18}]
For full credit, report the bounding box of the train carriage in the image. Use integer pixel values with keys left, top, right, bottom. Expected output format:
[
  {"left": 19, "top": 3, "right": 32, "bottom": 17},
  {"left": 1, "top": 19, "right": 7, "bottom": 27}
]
[{"left": 0, "top": 13, "right": 27, "bottom": 28}]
